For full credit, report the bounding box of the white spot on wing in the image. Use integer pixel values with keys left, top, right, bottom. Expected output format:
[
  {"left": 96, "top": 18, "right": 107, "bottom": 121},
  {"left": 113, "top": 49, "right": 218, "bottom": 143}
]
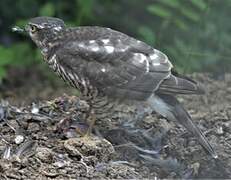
[
  {"left": 120, "top": 47, "right": 127, "bottom": 52},
  {"left": 79, "top": 43, "right": 85, "bottom": 48},
  {"left": 91, "top": 46, "right": 100, "bottom": 52},
  {"left": 53, "top": 26, "right": 62, "bottom": 31},
  {"left": 150, "top": 53, "right": 158, "bottom": 60},
  {"left": 150, "top": 50, "right": 170, "bottom": 67},
  {"left": 134, "top": 53, "right": 150, "bottom": 73},
  {"left": 140, "top": 54, "right": 147, "bottom": 63},
  {"left": 152, "top": 62, "right": 160, "bottom": 66},
  {"left": 137, "top": 40, "right": 142, "bottom": 44},
  {"left": 102, "top": 39, "right": 110, "bottom": 44},
  {"left": 89, "top": 40, "right": 96, "bottom": 44},
  {"left": 104, "top": 46, "right": 114, "bottom": 53},
  {"left": 101, "top": 68, "right": 106, "bottom": 72},
  {"left": 88, "top": 40, "right": 100, "bottom": 52},
  {"left": 134, "top": 53, "right": 146, "bottom": 63}
]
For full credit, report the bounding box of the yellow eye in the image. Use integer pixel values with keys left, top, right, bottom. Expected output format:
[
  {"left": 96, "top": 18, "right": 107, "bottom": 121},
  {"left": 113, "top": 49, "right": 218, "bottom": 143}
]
[{"left": 30, "top": 25, "right": 37, "bottom": 33}]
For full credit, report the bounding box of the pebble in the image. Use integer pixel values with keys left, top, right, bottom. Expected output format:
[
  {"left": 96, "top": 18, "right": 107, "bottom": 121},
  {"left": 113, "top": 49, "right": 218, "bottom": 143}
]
[
  {"left": 15, "top": 135, "right": 24, "bottom": 144},
  {"left": 216, "top": 126, "right": 224, "bottom": 135},
  {"left": 36, "top": 147, "right": 54, "bottom": 163}
]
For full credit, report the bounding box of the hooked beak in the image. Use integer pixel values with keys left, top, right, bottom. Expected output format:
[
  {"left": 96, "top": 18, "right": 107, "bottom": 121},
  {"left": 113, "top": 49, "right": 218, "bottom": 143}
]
[{"left": 12, "top": 26, "right": 28, "bottom": 36}]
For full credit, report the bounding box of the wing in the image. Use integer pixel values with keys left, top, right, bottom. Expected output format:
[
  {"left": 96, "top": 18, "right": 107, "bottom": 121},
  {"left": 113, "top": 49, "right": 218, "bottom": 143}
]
[{"left": 55, "top": 27, "right": 173, "bottom": 101}]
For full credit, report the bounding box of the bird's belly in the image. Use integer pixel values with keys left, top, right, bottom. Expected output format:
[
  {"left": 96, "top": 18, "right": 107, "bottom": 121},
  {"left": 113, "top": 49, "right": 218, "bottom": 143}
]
[{"left": 46, "top": 55, "right": 92, "bottom": 96}]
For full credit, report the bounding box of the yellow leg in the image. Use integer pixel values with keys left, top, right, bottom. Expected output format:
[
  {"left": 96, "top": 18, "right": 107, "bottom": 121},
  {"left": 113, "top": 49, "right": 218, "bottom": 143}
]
[{"left": 83, "top": 110, "right": 96, "bottom": 138}]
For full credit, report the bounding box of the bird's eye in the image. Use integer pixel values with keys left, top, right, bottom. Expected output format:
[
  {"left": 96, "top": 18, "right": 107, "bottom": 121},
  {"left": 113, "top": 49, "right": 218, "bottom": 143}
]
[{"left": 30, "top": 25, "right": 37, "bottom": 33}]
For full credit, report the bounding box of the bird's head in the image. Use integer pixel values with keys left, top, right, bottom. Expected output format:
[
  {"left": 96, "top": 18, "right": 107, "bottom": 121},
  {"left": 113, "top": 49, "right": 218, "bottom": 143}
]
[{"left": 25, "top": 16, "right": 65, "bottom": 48}]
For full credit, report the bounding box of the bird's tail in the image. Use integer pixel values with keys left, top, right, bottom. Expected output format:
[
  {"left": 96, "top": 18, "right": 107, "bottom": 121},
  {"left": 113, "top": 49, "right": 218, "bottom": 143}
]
[
  {"left": 147, "top": 93, "right": 218, "bottom": 159},
  {"left": 158, "top": 72, "right": 205, "bottom": 95}
]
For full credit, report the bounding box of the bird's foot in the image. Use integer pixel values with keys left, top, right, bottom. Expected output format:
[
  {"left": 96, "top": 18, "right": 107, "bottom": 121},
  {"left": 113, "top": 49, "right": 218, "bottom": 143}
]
[
  {"left": 82, "top": 128, "right": 93, "bottom": 139},
  {"left": 81, "top": 111, "right": 96, "bottom": 139}
]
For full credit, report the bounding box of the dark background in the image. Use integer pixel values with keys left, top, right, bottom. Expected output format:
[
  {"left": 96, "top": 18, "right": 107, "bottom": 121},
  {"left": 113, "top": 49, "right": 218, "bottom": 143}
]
[{"left": 0, "top": 0, "right": 230, "bottom": 91}]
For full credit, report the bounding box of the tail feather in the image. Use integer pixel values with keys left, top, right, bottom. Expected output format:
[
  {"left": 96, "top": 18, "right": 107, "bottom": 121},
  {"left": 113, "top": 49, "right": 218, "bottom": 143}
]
[
  {"left": 158, "top": 72, "right": 205, "bottom": 95},
  {"left": 147, "top": 93, "right": 218, "bottom": 159}
]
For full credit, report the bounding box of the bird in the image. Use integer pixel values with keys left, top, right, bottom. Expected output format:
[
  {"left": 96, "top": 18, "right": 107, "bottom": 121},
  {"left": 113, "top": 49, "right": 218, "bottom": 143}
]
[{"left": 23, "top": 16, "right": 217, "bottom": 158}]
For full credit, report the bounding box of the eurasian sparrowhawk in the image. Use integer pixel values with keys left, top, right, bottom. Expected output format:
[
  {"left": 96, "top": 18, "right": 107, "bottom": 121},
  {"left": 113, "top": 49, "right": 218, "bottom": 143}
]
[{"left": 22, "top": 16, "right": 217, "bottom": 158}]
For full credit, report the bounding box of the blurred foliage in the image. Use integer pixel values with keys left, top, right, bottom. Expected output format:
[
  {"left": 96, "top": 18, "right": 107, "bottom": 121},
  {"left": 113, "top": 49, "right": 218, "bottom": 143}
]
[{"left": 0, "top": 0, "right": 230, "bottom": 82}]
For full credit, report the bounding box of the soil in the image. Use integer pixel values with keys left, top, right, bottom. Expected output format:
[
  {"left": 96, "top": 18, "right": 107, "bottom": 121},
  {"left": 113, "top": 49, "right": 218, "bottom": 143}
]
[{"left": 0, "top": 70, "right": 231, "bottom": 179}]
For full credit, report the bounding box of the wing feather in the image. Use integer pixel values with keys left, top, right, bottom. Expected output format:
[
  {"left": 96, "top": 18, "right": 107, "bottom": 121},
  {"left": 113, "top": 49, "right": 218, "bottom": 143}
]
[{"left": 55, "top": 27, "right": 173, "bottom": 100}]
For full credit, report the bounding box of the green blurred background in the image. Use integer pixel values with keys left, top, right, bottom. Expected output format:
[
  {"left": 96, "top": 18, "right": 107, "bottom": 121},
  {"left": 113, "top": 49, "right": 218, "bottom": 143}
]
[{"left": 0, "top": 0, "right": 231, "bottom": 84}]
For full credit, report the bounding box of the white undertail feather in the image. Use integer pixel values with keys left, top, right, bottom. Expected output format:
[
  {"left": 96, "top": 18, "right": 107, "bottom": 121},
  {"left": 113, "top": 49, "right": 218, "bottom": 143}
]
[{"left": 147, "top": 94, "right": 175, "bottom": 121}]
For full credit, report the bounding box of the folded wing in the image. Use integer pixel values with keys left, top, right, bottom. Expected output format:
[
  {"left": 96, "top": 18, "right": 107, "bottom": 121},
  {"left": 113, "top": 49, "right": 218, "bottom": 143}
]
[{"left": 55, "top": 27, "right": 173, "bottom": 100}]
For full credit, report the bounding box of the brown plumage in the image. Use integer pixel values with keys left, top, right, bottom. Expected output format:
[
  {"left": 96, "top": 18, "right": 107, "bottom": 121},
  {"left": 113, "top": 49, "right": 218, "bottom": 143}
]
[{"left": 24, "top": 16, "right": 217, "bottom": 158}]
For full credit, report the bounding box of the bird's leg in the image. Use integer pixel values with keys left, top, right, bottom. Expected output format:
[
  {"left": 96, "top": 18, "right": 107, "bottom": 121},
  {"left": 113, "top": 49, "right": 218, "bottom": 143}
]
[{"left": 83, "top": 109, "right": 96, "bottom": 138}]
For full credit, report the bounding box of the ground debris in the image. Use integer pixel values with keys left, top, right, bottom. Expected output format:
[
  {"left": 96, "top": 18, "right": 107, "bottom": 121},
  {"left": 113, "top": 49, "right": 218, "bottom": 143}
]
[
  {"left": 0, "top": 74, "right": 231, "bottom": 179},
  {"left": 64, "top": 136, "right": 115, "bottom": 162}
]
